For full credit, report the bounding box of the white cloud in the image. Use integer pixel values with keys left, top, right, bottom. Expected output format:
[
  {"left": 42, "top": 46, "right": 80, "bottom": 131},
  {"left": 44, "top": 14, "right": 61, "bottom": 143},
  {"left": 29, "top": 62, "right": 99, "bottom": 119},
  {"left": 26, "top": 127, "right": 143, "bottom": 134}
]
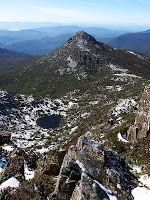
[{"left": 33, "top": 7, "right": 99, "bottom": 23}]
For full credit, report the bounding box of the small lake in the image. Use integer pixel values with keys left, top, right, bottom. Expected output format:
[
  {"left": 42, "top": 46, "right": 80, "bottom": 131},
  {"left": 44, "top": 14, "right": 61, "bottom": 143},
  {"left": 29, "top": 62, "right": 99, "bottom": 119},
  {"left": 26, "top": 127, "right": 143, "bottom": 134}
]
[{"left": 36, "top": 114, "right": 62, "bottom": 129}]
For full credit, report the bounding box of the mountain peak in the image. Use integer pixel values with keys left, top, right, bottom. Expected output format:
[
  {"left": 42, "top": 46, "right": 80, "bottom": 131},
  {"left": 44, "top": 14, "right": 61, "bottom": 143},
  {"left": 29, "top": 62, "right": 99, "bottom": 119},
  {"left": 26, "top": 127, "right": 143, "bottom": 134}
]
[
  {"left": 67, "top": 30, "right": 98, "bottom": 44},
  {"left": 66, "top": 30, "right": 113, "bottom": 52}
]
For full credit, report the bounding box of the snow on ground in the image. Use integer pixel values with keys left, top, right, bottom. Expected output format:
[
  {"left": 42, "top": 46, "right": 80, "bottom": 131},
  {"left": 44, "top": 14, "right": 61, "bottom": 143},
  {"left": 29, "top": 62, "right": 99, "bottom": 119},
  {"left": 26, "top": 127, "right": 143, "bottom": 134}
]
[
  {"left": 0, "top": 88, "right": 105, "bottom": 153},
  {"left": 81, "top": 112, "right": 90, "bottom": 118},
  {"left": 2, "top": 145, "right": 15, "bottom": 152},
  {"left": 94, "top": 180, "right": 117, "bottom": 200},
  {"left": 0, "top": 177, "right": 19, "bottom": 191},
  {"left": 24, "top": 163, "right": 34, "bottom": 180},
  {"left": 112, "top": 98, "right": 136, "bottom": 116},
  {"left": 89, "top": 100, "right": 99, "bottom": 105},
  {"left": 106, "top": 85, "right": 123, "bottom": 92},
  {"left": 67, "top": 101, "right": 78, "bottom": 109},
  {"left": 69, "top": 126, "right": 78, "bottom": 135},
  {"left": 139, "top": 175, "right": 150, "bottom": 188},
  {"left": 131, "top": 167, "right": 150, "bottom": 199},
  {"left": 109, "top": 64, "right": 128, "bottom": 73},
  {"left": 109, "top": 64, "right": 141, "bottom": 80},
  {"left": 117, "top": 133, "right": 128, "bottom": 143},
  {"left": 132, "top": 186, "right": 150, "bottom": 200},
  {"left": 131, "top": 165, "right": 142, "bottom": 174},
  {"left": 127, "top": 51, "right": 145, "bottom": 60}
]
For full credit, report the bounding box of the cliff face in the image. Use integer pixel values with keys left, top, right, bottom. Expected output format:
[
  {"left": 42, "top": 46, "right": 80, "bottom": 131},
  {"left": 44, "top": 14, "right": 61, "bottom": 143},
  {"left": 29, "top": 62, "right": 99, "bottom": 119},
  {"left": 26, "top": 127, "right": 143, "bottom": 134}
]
[
  {"left": 54, "top": 133, "right": 137, "bottom": 200},
  {"left": 127, "top": 85, "right": 150, "bottom": 142}
]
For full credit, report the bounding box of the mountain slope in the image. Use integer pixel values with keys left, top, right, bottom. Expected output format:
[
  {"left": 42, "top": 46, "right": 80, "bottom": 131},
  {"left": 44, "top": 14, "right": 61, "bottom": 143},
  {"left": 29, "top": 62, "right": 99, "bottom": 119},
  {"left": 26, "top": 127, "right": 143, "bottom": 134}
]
[
  {"left": 0, "top": 31, "right": 149, "bottom": 97},
  {"left": 108, "top": 31, "right": 150, "bottom": 57},
  {"left": 0, "top": 47, "right": 34, "bottom": 71},
  {"left": 0, "top": 29, "right": 46, "bottom": 45}
]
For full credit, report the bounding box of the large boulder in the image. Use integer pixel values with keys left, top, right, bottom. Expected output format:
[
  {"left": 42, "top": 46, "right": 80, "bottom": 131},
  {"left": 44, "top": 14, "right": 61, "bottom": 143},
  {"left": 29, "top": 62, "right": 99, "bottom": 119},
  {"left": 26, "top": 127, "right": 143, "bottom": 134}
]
[{"left": 54, "top": 133, "right": 137, "bottom": 200}]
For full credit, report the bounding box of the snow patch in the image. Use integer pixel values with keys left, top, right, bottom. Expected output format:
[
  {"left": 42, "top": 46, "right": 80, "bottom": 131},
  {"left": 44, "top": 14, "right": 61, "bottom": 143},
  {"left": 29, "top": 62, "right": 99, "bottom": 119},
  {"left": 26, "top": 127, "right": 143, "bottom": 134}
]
[
  {"left": 76, "top": 160, "right": 87, "bottom": 173},
  {"left": 131, "top": 165, "right": 142, "bottom": 174},
  {"left": 0, "top": 177, "right": 19, "bottom": 191},
  {"left": 69, "top": 126, "right": 78, "bottom": 135},
  {"left": 127, "top": 51, "right": 145, "bottom": 60},
  {"left": 113, "top": 98, "right": 136, "bottom": 116},
  {"left": 109, "top": 64, "right": 141, "bottom": 79},
  {"left": 117, "top": 133, "right": 128, "bottom": 143},
  {"left": 139, "top": 175, "right": 150, "bottom": 188},
  {"left": 2, "top": 145, "right": 15, "bottom": 152},
  {"left": 24, "top": 163, "right": 35, "bottom": 180},
  {"left": 94, "top": 180, "right": 117, "bottom": 200},
  {"left": 132, "top": 186, "right": 150, "bottom": 200}
]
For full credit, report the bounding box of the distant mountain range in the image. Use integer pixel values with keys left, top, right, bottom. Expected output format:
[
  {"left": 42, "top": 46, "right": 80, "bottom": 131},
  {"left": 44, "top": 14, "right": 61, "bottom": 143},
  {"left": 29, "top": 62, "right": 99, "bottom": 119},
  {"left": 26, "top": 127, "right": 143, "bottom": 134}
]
[
  {"left": 4, "top": 34, "right": 72, "bottom": 55},
  {"left": 0, "top": 47, "right": 34, "bottom": 71},
  {"left": 108, "top": 31, "right": 150, "bottom": 57},
  {"left": 0, "top": 26, "right": 126, "bottom": 55}
]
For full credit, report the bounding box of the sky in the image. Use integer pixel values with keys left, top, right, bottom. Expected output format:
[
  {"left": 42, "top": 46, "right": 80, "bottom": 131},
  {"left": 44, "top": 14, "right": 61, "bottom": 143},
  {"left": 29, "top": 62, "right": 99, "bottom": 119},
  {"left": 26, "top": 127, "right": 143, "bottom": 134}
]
[{"left": 0, "top": 0, "right": 150, "bottom": 29}]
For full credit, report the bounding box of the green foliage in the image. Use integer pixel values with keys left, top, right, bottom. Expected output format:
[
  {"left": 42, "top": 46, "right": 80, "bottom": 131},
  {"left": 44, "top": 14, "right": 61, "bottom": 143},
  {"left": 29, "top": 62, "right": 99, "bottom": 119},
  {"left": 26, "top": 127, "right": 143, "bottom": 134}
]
[
  {"left": 127, "top": 149, "right": 143, "bottom": 166},
  {"left": 103, "top": 124, "right": 131, "bottom": 156},
  {"left": 104, "top": 124, "right": 128, "bottom": 140}
]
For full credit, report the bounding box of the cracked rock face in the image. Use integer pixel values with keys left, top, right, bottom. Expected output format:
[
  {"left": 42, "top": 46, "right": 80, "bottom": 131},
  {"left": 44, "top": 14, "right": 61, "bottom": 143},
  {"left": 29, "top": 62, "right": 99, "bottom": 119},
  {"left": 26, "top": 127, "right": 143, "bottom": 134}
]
[
  {"left": 128, "top": 85, "right": 150, "bottom": 142},
  {"left": 54, "top": 134, "right": 137, "bottom": 200}
]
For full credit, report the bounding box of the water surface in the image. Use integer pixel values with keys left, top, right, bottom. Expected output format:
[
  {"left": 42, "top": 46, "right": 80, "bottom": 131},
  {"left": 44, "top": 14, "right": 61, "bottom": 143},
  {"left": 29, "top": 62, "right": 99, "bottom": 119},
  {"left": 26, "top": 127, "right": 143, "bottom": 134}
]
[{"left": 36, "top": 114, "right": 62, "bottom": 129}]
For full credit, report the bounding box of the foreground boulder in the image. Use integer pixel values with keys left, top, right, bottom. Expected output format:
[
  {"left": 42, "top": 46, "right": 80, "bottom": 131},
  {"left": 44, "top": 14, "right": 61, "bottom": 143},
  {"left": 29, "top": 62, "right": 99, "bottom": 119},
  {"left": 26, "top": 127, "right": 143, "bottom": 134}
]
[{"left": 54, "top": 133, "right": 137, "bottom": 200}]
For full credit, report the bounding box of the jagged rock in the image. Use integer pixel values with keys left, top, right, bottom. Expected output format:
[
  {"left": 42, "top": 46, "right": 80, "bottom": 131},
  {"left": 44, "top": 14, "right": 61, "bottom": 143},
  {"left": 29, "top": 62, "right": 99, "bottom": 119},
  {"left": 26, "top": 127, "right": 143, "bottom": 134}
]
[
  {"left": 54, "top": 133, "right": 137, "bottom": 200},
  {"left": 0, "top": 132, "right": 10, "bottom": 146},
  {"left": 127, "top": 85, "right": 150, "bottom": 142}
]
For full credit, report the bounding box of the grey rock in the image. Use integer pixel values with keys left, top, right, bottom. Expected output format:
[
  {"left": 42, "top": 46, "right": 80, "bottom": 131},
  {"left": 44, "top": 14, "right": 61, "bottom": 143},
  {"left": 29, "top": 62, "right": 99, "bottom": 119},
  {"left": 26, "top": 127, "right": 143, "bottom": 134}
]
[{"left": 54, "top": 133, "right": 136, "bottom": 200}]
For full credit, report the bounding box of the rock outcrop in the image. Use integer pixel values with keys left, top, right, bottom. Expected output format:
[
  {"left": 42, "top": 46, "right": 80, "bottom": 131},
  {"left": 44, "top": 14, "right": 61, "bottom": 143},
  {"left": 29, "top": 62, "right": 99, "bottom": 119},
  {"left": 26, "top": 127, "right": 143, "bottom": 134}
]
[
  {"left": 127, "top": 85, "right": 150, "bottom": 142},
  {"left": 54, "top": 133, "right": 137, "bottom": 200}
]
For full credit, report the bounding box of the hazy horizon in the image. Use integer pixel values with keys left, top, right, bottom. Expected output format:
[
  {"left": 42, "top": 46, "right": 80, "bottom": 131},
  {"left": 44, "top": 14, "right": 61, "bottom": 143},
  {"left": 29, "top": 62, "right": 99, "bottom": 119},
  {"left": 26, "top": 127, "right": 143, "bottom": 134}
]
[
  {"left": 0, "top": 21, "right": 149, "bottom": 32},
  {"left": 0, "top": 0, "right": 149, "bottom": 32}
]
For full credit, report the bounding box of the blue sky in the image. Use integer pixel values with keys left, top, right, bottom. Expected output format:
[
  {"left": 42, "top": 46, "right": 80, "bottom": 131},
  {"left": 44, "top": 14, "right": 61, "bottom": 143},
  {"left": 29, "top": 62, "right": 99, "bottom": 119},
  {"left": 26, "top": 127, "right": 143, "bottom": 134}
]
[{"left": 0, "top": 0, "right": 150, "bottom": 27}]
